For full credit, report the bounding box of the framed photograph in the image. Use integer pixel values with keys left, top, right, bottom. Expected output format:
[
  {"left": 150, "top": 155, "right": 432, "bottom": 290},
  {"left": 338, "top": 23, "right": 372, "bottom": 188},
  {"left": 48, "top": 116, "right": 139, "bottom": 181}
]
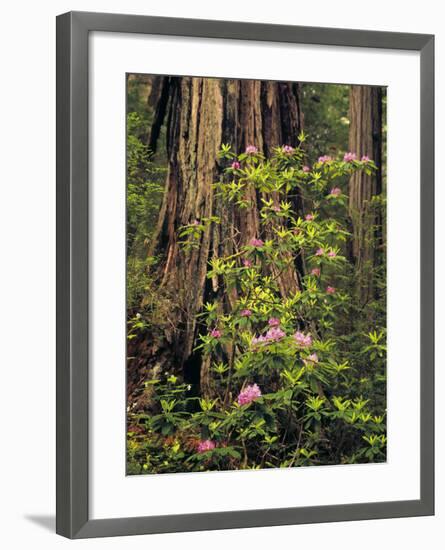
[{"left": 56, "top": 11, "right": 434, "bottom": 539}]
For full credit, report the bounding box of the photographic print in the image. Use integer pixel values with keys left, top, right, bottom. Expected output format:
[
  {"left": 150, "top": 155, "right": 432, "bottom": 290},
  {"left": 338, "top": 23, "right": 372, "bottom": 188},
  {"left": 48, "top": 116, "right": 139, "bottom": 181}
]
[{"left": 126, "top": 75, "right": 387, "bottom": 475}]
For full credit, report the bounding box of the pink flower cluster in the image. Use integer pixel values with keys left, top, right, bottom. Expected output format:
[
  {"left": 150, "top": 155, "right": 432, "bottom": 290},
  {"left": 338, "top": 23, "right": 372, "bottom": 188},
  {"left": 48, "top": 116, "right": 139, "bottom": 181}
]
[
  {"left": 315, "top": 248, "right": 324, "bottom": 256},
  {"left": 326, "top": 286, "right": 336, "bottom": 294},
  {"left": 249, "top": 237, "right": 264, "bottom": 247},
  {"left": 237, "top": 384, "right": 262, "bottom": 405},
  {"left": 251, "top": 323, "right": 286, "bottom": 346},
  {"left": 245, "top": 145, "right": 258, "bottom": 155},
  {"left": 251, "top": 335, "right": 268, "bottom": 346},
  {"left": 282, "top": 145, "right": 294, "bottom": 154},
  {"left": 231, "top": 160, "right": 241, "bottom": 170},
  {"left": 240, "top": 309, "right": 252, "bottom": 317},
  {"left": 330, "top": 187, "right": 342, "bottom": 197},
  {"left": 210, "top": 328, "right": 222, "bottom": 338},
  {"left": 318, "top": 155, "right": 332, "bottom": 164},
  {"left": 294, "top": 331, "right": 312, "bottom": 348},
  {"left": 344, "top": 152, "right": 357, "bottom": 162},
  {"left": 304, "top": 353, "right": 319, "bottom": 366},
  {"left": 361, "top": 155, "right": 370, "bottom": 162},
  {"left": 197, "top": 439, "right": 216, "bottom": 453},
  {"left": 327, "top": 250, "right": 337, "bottom": 258},
  {"left": 266, "top": 327, "right": 286, "bottom": 341},
  {"left": 305, "top": 214, "right": 315, "bottom": 221},
  {"left": 302, "top": 165, "right": 311, "bottom": 173},
  {"left": 243, "top": 259, "right": 252, "bottom": 267},
  {"left": 268, "top": 317, "right": 280, "bottom": 327},
  {"left": 311, "top": 267, "right": 321, "bottom": 277}
]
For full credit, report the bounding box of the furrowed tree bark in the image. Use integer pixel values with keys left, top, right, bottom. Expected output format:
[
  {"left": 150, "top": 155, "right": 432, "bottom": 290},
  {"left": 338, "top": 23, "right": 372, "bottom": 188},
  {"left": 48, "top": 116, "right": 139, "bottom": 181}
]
[
  {"left": 146, "top": 77, "right": 303, "bottom": 399},
  {"left": 146, "top": 76, "right": 172, "bottom": 154},
  {"left": 348, "top": 85, "right": 383, "bottom": 305}
]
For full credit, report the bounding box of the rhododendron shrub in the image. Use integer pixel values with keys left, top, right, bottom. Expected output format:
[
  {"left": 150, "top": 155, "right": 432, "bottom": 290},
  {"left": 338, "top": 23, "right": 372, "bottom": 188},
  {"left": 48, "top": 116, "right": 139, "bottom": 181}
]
[{"left": 127, "top": 137, "right": 386, "bottom": 474}]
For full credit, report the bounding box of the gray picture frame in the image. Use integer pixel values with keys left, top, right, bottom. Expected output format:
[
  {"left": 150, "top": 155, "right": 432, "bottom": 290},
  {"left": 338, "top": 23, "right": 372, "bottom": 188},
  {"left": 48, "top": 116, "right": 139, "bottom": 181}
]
[{"left": 56, "top": 11, "right": 435, "bottom": 539}]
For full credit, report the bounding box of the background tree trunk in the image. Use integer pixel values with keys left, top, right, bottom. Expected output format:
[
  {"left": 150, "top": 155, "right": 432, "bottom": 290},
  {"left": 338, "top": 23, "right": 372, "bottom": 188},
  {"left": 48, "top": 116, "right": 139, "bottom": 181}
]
[
  {"left": 348, "top": 85, "right": 383, "bottom": 305},
  {"left": 147, "top": 76, "right": 303, "bottom": 394}
]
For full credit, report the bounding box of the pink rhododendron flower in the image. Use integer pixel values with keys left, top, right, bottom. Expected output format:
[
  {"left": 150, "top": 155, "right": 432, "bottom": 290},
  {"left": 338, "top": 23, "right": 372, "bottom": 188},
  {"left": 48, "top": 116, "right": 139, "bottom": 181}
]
[
  {"left": 243, "top": 259, "right": 252, "bottom": 267},
  {"left": 237, "top": 384, "right": 262, "bottom": 405},
  {"left": 231, "top": 160, "right": 241, "bottom": 169},
  {"left": 318, "top": 155, "right": 332, "bottom": 164},
  {"left": 251, "top": 335, "right": 268, "bottom": 346},
  {"left": 361, "top": 155, "right": 370, "bottom": 162},
  {"left": 311, "top": 268, "right": 321, "bottom": 277},
  {"left": 327, "top": 250, "right": 337, "bottom": 258},
  {"left": 268, "top": 317, "right": 280, "bottom": 327},
  {"left": 344, "top": 152, "right": 357, "bottom": 162},
  {"left": 305, "top": 214, "right": 315, "bottom": 221},
  {"left": 245, "top": 145, "right": 258, "bottom": 154},
  {"left": 197, "top": 439, "right": 216, "bottom": 453},
  {"left": 210, "top": 328, "right": 222, "bottom": 338},
  {"left": 304, "top": 353, "right": 319, "bottom": 365},
  {"left": 315, "top": 248, "right": 324, "bottom": 256},
  {"left": 249, "top": 237, "right": 265, "bottom": 247},
  {"left": 294, "top": 331, "right": 312, "bottom": 347},
  {"left": 265, "top": 327, "right": 286, "bottom": 341},
  {"left": 192, "top": 219, "right": 200, "bottom": 225},
  {"left": 330, "top": 187, "right": 341, "bottom": 197},
  {"left": 282, "top": 145, "right": 294, "bottom": 154},
  {"left": 302, "top": 165, "right": 311, "bottom": 172},
  {"left": 272, "top": 205, "right": 281, "bottom": 212},
  {"left": 240, "top": 309, "right": 252, "bottom": 317},
  {"left": 326, "top": 286, "right": 336, "bottom": 294}
]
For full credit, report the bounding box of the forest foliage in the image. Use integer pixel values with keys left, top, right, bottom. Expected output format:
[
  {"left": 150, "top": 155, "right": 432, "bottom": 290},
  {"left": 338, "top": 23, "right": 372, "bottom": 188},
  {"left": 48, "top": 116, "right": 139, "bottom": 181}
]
[{"left": 126, "top": 78, "right": 386, "bottom": 474}]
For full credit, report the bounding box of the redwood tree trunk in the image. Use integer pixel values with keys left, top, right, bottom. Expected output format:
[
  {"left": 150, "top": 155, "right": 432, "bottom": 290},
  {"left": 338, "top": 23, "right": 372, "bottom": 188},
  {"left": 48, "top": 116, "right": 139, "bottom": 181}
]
[
  {"left": 348, "top": 85, "right": 383, "bottom": 305},
  {"left": 148, "top": 76, "right": 303, "bottom": 392}
]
